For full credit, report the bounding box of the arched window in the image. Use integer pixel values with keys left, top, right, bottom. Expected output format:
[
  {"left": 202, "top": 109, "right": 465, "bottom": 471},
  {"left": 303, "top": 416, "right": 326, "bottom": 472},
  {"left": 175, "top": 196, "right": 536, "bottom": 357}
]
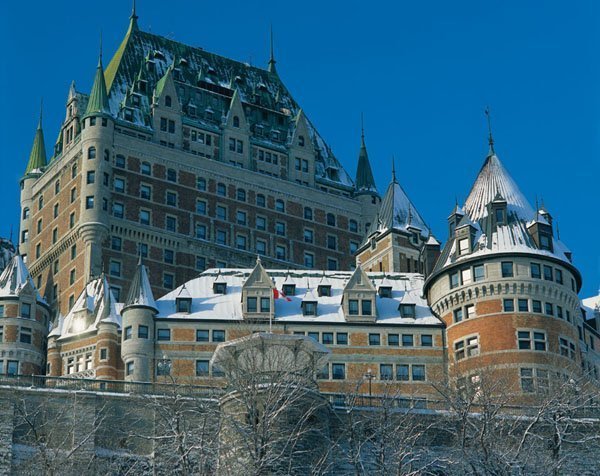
[
  {"left": 72, "top": 163, "right": 78, "bottom": 178},
  {"left": 165, "top": 95, "right": 172, "bottom": 107},
  {"left": 237, "top": 188, "right": 246, "bottom": 202},
  {"left": 327, "top": 213, "right": 336, "bottom": 227},
  {"left": 54, "top": 181, "right": 60, "bottom": 195},
  {"left": 104, "top": 149, "right": 110, "bottom": 161},
  {"left": 299, "top": 135, "right": 305, "bottom": 147},
  {"left": 88, "top": 147, "right": 96, "bottom": 160},
  {"left": 22, "top": 207, "right": 30, "bottom": 220},
  {"left": 275, "top": 199, "right": 285, "bottom": 213},
  {"left": 233, "top": 115, "right": 240, "bottom": 128},
  {"left": 38, "top": 196, "right": 44, "bottom": 210}
]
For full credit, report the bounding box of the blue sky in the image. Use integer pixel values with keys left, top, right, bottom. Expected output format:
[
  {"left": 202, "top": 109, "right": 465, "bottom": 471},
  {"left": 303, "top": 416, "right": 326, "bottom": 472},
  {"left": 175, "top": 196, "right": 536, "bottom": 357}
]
[{"left": 1, "top": 1, "right": 598, "bottom": 296}]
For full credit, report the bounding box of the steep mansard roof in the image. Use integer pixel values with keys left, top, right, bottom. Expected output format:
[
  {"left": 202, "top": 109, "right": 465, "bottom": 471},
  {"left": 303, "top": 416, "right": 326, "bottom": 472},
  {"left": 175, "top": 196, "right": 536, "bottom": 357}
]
[
  {"left": 368, "top": 172, "right": 431, "bottom": 240},
  {"left": 430, "top": 150, "right": 575, "bottom": 278},
  {"left": 354, "top": 133, "right": 378, "bottom": 195},
  {"left": 0, "top": 255, "right": 45, "bottom": 303},
  {"left": 100, "top": 18, "right": 354, "bottom": 190},
  {"left": 25, "top": 111, "right": 47, "bottom": 175},
  {"left": 155, "top": 268, "right": 441, "bottom": 325}
]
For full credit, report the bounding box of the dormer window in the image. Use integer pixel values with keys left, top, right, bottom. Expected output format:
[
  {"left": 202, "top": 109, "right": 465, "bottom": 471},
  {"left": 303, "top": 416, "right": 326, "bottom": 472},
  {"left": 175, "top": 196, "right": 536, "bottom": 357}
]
[
  {"left": 165, "top": 96, "right": 172, "bottom": 107},
  {"left": 458, "top": 237, "right": 470, "bottom": 255},
  {"left": 233, "top": 116, "right": 240, "bottom": 128},
  {"left": 124, "top": 108, "right": 134, "bottom": 122},
  {"left": 411, "top": 232, "right": 419, "bottom": 245},
  {"left": 302, "top": 301, "right": 317, "bottom": 316},
  {"left": 370, "top": 238, "right": 376, "bottom": 250},
  {"left": 132, "top": 94, "right": 141, "bottom": 107},
  {"left": 282, "top": 284, "right": 296, "bottom": 296},
  {"left": 399, "top": 304, "right": 416, "bottom": 318},
  {"left": 138, "top": 80, "right": 147, "bottom": 93},
  {"left": 298, "top": 135, "right": 305, "bottom": 147},
  {"left": 378, "top": 286, "right": 392, "bottom": 298},
  {"left": 213, "top": 282, "right": 227, "bottom": 294},
  {"left": 361, "top": 300, "right": 372, "bottom": 316},
  {"left": 176, "top": 297, "right": 192, "bottom": 313},
  {"left": 540, "top": 233, "right": 552, "bottom": 251},
  {"left": 495, "top": 207, "right": 505, "bottom": 225},
  {"left": 317, "top": 285, "right": 331, "bottom": 297}
]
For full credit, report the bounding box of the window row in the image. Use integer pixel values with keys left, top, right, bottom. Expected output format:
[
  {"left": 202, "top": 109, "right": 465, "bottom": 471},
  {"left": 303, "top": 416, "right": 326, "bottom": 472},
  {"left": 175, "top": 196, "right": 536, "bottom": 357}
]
[
  {"left": 368, "top": 333, "right": 433, "bottom": 347},
  {"left": 502, "top": 298, "right": 572, "bottom": 322},
  {"left": 0, "top": 326, "right": 33, "bottom": 344}
]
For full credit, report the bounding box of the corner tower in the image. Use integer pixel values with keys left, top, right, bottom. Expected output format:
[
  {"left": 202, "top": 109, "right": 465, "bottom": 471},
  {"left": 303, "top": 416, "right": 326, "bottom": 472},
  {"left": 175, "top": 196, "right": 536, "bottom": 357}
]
[
  {"left": 20, "top": 106, "right": 47, "bottom": 260},
  {"left": 424, "top": 133, "right": 583, "bottom": 399},
  {"left": 79, "top": 42, "right": 114, "bottom": 281}
]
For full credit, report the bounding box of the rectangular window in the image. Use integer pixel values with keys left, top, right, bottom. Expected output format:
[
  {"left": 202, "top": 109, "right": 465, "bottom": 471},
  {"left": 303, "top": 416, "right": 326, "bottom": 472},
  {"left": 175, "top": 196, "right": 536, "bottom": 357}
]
[
  {"left": 109, "top": 260, "right": 121, "bottom": 277},
  {"left": 380, "top": 364, "right": 393, "bottom": 380},
  {"left": 196, "top": 360, "right": 210, "bottom": 376},
  {"left": 213, "top": 330, "right": 226, "bottom": 342},
  {"left": 461, "top": 268, "right": 472, "bottom": 285},
  {"left": 216, "top": 205, "right": 227, "bottom": 221},
  {"left": 166, "top": 216, "right": 177, "bottom": 232},
  {"left": 518, "top": 299, "right": 529, "bottom": 312},
  {"left": 348, "top": 299, "right": 359, "bottom": 315},
  {"left": 450, "top": 272, "right": 459, "bottom": 289},
  {"left": 397, "top": 364, "right": 409, "bottom": 381},
  {"left": 163, "top": 273, "right": 174, "bottom": 289},
  {"left": 421, "top": 334, "right": 433, "bottom": 347},
  {"left": 20, "top": 327, "right": 32, "bottom": 344},
  {"left": 247, "top": 297, "right": 257, "bottom": 313},
  {"left": 236, "top": 210, "right": 247, "bottom": 225},
  {"left": 503, "top": 299, "right": 515, "bottom": 312},
  {"left": 543, "top": 265, "right": 553, "bottom": 281},
  {"left": 557, "top": 306, "right": 563, "bottom": 319},
  {"left": 454, "top": 308, "right": 463, "bottom": 323},
  {"left": 308, "top": 332, "right": 319, "bottom": 342},
  {"left": 7, "top": 360, "right": 18, "bottom": 376},
  {"left": 532, "top": 300, "right": 542, "bottom": 313},
  {"left": 530, "top": 263, "right": 541, "bottom": 279},
  {"left": 501, "top": 261, "right": 514, "bottom": 277},
  {"left": 260, "top": 297, "right": 270, "bottom": 313},
  {"left": 195, "top": 224, "right": 207, "bottom": 240},
  {"left": 553, "top": 269, "right": 563, "bottom": 284},
  {"left": 275, "top": 245, "right": 286, "bottom": 261},
  {"left": 473, "top": 264, "right": 485, "bottom": 282},
  {"left": 322, "top": 332, "right": 334, "bottom": 345},
  {"left": 114, "top": 178, "right": 125, "bottom": 193},
  {"left": 336, "top": 333, "right": 348, "bottom": 345},
  {"left": 21, "top": 302, "right": 31, "bottom": 319},
  {"left": 402, "top": 334, "right": 414, "bottom": 347},
  {"left": 164, "top": 249, "right": 174, "bottom": 264},
  {"left": 361, "top": 300, "right": 372, "bottom": 315},
  {"left": 139, "top": 209, "right": 150, "bottom": 225},
  {"left": 412, "top": 365, "right": 426, "bottom": 381},
  {"left": 140, "top": 184, "right": 152, "bottom": 200},
  {"left": 465, "top": 304, "right": 475, "bottom": 319},
  {"left": 332, "top": 363, "right": 345, "bottom": 380},
  {"left": 545, "top": 302, "right": 554, "bottom": 316},
  {"left": 236, "top": 234, "right": 247, "bottom": 250},
  {"left": 520, "top": 368, "right": 534, "bottom": 392},
  {"left": 388, "top": 334, "right": 399, "bottom": 346},
  {"left": 85, "top": 196, "right": 94, "bottom": 209},
  {"left": 368, "top": 333, "right": 381, "bottom": 346},
  {"left": 196, "top": 330, "right": 210, "bottom": 342},
  {"left": 124, "top": 326, "right": 132, "bottom": 340},
  {"left": 157, "top": 329, "right": 171, "bottom": 341},
  {"left": 138, "top": 325, "right": 149, "bottom": 339}
]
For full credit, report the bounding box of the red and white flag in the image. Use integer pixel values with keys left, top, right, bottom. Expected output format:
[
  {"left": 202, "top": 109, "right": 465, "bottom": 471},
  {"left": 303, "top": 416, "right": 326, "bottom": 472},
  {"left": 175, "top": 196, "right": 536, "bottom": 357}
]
[{"left": 273, "top": 288, "right": 291, "bottom": 301}]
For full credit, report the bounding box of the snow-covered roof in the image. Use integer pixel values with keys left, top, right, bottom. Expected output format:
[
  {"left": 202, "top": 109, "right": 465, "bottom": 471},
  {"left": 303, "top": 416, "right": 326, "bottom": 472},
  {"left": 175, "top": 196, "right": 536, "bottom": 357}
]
[
  {"left": 582, "top": 294, "right": 600, "bottom": 322},
  {"left": 54, "top": 276, "right": 122, "bottom": 340},
  {"left": 155, "top": 268, "right": 441, "bottom": 326},
  {"left": 0, "top": 255, "right": 45, "bottom": 303},
  {"left": 430, "top": 151, "right": 577, "bottom": 278},
  {"left": 100, "top": 19, "right": 355, "bottom": 191},
  {"left": 124, "top": 261, "right": 157, "bottom": 310},
  {"left": 367, "top": 175, "right": 430, "bottom": 240}
]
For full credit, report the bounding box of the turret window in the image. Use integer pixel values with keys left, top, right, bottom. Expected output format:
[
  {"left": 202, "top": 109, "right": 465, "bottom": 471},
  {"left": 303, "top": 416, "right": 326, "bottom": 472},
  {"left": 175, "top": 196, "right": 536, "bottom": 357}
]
[
  {"left": 22, "top": 207, "right": 29, "bottom": 220},
  {"left": 539, "top": 233, "right": 552, "bottom": 251},
  {"left": 124, "top": 326, "right": 132, "bottom": 340},
  {"left": 555, "top": 269, "right": 563, "bottom": 284},
  {"left": 126, "top": 361, "right": 134, "bottom": 376},
  {"left": 87, "top": 147, "right": 96, "bottom": 160},
  {"left": 532, "top": 300, "right": 542, "bottom": 313},
  {"left": 473, "top": 264, "right": 485, "bottom": 282},
  {"left": 86, "top": 171, "right": 95, "bottom": 184},
  {"left": 530, "top": 263, "right": 541, "bottom": 279},
  {"left": 501, "top": 262, "right": 514, "bottom": 278},
  {"left": 21, "top": 303, "right": 31, "bottom": 319},
  {"left": 85, "top": 196, "right": 94, "bottom": 209},
  {"left": 138, "top": 326, "right": 149, "bottom": 339},
  {"left": 517, "top": 330, "right": 546, "bottom": 351},
  {"left": 543, "top": 266, "right": 553, "bottom": 281},
  {"left": 503, "top": 299, "right": 515, "bottom": 312},
  {"left": 455, "top": 336, "right": 479, "bottom": 360},
  {"left": 20, "top": 327, "right": 32, "bottom": 344},
  {"left": 449, "top": 272, "right": 459, "bottom": 289}
]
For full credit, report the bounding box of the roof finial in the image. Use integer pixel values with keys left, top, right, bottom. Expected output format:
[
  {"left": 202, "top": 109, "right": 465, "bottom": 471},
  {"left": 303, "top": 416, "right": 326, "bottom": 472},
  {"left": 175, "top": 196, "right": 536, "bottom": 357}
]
[
  {"left": 485, "top": 106, "right": 495, "bottom": 155},
  {"left": 38, "top": 98, "right": 43, "bottom": 130},
  {"left": 268, "top": 24, "right": 277, "bottom": 74},
  {"left": 361, "top": 112, "right": 365, "bottom": 143},
  {"left": 556, "top": 221, "right": 561, "bottom": 240},
  {"left": 391, "top": 155, "right": 397, "bottom": 182},
  {"left": 256, "top": 254, "right": 261, "bottom": 265},
  {"left": 98, "top": 30, "right": 103, "bottom": 68},
  {"left": 131, "top": 0, "right": 138, "bottom": 21},
  {"left": 535, "top": 195, "right": 539, "bottom": 221}
]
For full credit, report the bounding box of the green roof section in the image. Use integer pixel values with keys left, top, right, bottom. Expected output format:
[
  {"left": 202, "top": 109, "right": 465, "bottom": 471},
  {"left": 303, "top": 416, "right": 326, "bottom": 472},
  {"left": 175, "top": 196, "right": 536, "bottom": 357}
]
[
  {"left": 105, "top": 15, "right": 137, "bottom": 92},
  {"left": 85, "top": 52, "right": 110, "bottom": 115},
  {"left": 354, "top": 127, "right": 378, "bottom": 195},
  {"left": 25, "top": 107, "right": 47, "bottom": 175},
  {"left": 154, "top": 62, "right": 173, "bottom": 99}
]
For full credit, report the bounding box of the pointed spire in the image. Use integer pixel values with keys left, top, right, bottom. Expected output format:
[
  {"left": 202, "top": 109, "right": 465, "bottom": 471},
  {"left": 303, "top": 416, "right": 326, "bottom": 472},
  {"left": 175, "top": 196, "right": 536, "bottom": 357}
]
[
  {"left": 485, "top": 106, "right": 495, "bottom": 156},
  {"left": 124, "top": 258, "right": 157, "bottom": 311},
  {"left": 354, "top": 115, "right": 378, "bottom": 196},
  {"left": 85, "top": 34, "right": 110, "bottom": 116},
  {"left": 268, "top": 24, "right": 277, "bottom": 74},
  {"left": 24, "top": 100, "right": 47, "bottom": 175},
  {"left": 391, "top": 156, "right": 397, "bottom": 183},
  {"left": 130, "top": 0, "right": 139, "bottom": 30}
]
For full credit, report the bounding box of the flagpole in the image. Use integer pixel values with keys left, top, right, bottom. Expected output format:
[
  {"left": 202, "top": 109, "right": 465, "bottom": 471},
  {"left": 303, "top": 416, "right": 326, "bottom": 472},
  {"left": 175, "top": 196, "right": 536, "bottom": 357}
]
[{"left": 269, "top": 289, "right": 273, "bottom": 334}]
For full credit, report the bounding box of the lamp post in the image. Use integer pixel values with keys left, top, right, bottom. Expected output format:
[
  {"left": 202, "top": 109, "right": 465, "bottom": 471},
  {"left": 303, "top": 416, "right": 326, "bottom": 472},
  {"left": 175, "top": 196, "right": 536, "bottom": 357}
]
[{"left": 364, "top": 368, "right": 374, "bottom": 398}]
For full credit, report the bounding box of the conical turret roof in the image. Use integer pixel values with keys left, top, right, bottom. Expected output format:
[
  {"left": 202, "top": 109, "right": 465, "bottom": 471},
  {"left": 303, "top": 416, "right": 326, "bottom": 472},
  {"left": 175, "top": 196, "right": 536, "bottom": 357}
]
[
  {"left": 124, "top": 258, "right": 157, "bottom": 311},
  {"left": 25, "top": 110, "right": 47, "bottom": 175},
  {"left": 354, "top": 131, "right": 377, "bottom": 195},
  {"left": 85, "top": 52, "right": 110, "bottom": 115},
  {"left": 464, "top": 152, "right": 534, "bottom": 222}
]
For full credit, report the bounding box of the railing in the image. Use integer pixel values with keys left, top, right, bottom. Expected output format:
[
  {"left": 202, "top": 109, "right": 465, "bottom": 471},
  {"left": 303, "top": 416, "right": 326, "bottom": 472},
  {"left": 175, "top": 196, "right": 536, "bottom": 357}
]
[{"left": 0, "top": 374, "right": 222, "bottom": 398}]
